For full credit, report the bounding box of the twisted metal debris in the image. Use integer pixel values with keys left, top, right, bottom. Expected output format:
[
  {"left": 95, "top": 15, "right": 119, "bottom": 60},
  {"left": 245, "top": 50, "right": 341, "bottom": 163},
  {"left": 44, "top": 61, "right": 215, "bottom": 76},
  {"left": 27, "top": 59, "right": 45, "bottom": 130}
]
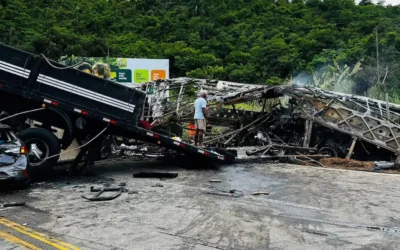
[{"left": 130, "top": 78, "right": 400, "bottom": 164}]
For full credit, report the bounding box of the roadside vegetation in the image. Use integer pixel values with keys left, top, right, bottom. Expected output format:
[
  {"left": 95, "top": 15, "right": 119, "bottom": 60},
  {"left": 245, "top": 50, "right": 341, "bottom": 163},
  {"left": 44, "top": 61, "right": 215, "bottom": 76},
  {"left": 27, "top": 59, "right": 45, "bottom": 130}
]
[{"left": 0, "top": 0, "right": 399, "bottom": 101}]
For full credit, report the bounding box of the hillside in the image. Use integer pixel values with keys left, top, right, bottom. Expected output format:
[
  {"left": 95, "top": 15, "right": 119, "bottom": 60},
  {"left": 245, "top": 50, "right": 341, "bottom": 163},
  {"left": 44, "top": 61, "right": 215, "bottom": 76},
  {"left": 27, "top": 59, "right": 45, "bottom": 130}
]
[{"left": 0, "top": 0, "right": 399, "bottom": 98}]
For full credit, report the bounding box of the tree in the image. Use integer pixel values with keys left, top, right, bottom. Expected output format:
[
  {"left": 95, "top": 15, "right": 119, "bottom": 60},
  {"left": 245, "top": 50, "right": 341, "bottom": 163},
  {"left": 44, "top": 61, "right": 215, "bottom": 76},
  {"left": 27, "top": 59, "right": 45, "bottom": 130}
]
[{"left": 0, "top": 0, "right": 399, "bottom": 102}]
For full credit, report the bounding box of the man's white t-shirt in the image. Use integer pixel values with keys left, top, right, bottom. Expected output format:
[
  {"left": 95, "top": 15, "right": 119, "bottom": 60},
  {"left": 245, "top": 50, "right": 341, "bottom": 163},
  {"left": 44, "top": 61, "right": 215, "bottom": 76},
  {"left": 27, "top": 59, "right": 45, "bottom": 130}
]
[{"left": 194, "top": 97, "right": 207, "bottom": 119}]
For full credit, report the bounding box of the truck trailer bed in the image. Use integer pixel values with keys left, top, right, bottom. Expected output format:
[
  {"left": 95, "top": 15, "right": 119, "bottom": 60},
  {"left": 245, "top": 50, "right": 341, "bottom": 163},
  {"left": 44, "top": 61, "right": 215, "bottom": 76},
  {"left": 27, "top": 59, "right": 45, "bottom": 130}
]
[{"left": 0, "top": 43, "right": 234, "bottom": 164}]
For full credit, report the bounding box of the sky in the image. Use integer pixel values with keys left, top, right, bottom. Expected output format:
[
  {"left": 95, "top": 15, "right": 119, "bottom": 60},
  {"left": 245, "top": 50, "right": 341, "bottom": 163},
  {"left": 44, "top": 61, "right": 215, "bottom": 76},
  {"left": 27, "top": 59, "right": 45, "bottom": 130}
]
[
  {"left": 370, "top": 0, "right": 400, "bottom": 5},
  {"left": 383, "top": 0, "right": 400, "bottom": 5},
  {"left": 356, "top": 0, "right": 400, "bottom": 5}
]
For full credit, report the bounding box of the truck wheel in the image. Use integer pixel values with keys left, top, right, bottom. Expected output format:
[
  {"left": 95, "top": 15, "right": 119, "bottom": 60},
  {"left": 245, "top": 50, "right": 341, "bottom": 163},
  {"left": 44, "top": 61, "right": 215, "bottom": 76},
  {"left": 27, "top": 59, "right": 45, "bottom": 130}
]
[
  {"left": 17, "top": 128, "right": 61, "bottom": 178},
  {"left": 318, "top": 147, "right": 338, "bottom": 158}
]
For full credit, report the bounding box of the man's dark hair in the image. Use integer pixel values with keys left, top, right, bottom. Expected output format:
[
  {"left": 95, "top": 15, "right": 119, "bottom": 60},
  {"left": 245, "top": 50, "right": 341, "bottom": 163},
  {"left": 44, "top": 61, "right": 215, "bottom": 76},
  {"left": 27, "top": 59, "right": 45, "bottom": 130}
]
[{"left": 77, "top": 63, "right": 93, "bottom": 73}]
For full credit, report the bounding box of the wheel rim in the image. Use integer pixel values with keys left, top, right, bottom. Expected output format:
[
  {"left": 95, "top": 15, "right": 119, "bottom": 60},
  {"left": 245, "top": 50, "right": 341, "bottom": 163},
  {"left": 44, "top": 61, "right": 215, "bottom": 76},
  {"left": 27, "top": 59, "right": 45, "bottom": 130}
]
[
  {"left": 25, "top": 139, "right": 50, "bottom": 166},
  {"left": 318, "top": 147, "right": 338, "bottom": 158}
]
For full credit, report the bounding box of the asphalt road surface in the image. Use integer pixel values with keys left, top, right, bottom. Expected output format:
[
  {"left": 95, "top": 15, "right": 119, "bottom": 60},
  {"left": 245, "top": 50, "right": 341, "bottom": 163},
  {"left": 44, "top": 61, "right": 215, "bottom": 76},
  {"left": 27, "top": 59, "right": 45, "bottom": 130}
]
[{"left": 1, "top": 159, "right": 400, "bottom": 249}]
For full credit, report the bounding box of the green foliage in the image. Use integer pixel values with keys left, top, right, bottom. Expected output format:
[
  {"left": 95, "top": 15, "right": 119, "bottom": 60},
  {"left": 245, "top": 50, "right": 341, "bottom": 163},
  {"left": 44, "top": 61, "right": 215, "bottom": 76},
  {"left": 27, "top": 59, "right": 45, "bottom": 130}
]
[
  {"left": 0, "top": 0, "right": 399, "bottom": 98},
  {"left": 229, "top": 102, "right": 262, "bottom": 112},
  {"left": 309, "top": 60, "right": 362, "bottom": 94}
]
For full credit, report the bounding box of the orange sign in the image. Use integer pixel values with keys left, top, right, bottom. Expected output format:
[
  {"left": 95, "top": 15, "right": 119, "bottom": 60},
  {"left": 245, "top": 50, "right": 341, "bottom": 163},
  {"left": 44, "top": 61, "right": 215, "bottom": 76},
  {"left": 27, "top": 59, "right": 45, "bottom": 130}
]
[{"left": 151, "top": 70, "right": 166, "bottom": 81}]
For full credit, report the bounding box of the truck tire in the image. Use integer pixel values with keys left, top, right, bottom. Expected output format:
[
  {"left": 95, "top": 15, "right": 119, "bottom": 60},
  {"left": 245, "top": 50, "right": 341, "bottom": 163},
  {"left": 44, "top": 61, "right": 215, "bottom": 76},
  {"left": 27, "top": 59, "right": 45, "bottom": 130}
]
[{"left": 17, "top": 128, "right": 61, "bottom": 179}]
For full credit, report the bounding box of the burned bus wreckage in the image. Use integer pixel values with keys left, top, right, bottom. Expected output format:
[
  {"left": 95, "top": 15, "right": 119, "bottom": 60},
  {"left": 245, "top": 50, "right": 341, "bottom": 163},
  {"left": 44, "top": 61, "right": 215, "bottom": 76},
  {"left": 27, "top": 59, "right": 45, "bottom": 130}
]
[{"left": 129, "top": 78, "right": 400, "bottom": 167}]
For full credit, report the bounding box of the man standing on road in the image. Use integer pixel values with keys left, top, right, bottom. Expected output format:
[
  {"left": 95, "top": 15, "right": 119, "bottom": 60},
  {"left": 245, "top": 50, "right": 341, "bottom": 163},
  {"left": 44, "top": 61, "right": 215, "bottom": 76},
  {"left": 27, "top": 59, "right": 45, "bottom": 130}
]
[{"left": 194, "top": 91, "right": 207, "bottom": 147}]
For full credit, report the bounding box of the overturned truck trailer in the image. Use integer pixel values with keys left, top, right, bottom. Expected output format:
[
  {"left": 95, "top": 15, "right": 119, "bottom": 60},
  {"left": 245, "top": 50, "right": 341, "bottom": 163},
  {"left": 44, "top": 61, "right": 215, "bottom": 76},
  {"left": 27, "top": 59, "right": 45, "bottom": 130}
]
[
  {"left": 130, "top": 77, "right": 400, "bottom": 163},
  {"left": 277, "top": 86, "right": 400, "bottom": 162}
]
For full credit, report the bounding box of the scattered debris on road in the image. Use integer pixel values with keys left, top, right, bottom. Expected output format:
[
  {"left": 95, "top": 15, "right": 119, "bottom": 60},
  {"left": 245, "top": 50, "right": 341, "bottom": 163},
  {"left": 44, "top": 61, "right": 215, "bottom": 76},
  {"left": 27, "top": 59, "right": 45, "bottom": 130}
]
[
  {"left": 252, "top": 192, "right": 270, "bottom": 196},
  {"left": 373, "top": 161, "right": 395, "bottom": 170},
  {"left": 133, "top": 172, "right": 178, "bottom": 179},
  {"left": 81, "top": 186, "right": 124, "bottom": 201},
  {"left": 209, "top": 179, "right": 221, "bottom": 183},
  {"left": 207, "top": 190, "right": 243, "bottom": 198},
  {"left": 320, "top": 158, "right": 374, "bottom": 171},
  {"left": 1, "top": 202, "right": 26, "bottom": 208}
]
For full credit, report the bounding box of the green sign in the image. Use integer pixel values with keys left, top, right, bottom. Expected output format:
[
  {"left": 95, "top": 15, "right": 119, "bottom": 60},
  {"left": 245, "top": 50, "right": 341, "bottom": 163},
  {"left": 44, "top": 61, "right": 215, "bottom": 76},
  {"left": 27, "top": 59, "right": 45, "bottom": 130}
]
[
  {"left": 134, "top": 69, "right": 149, "bottom": 83},
  {"left": 116, "top": 69, "right": 132, "bottom": 83}
]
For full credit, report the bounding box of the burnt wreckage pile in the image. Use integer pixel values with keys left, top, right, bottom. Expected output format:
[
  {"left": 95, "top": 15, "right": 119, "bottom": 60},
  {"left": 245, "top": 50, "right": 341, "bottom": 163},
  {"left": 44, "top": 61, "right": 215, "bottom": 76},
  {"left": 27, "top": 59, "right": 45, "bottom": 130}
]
[{"left": 128, "top": 78, "right": 400, "bottom": 165}]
